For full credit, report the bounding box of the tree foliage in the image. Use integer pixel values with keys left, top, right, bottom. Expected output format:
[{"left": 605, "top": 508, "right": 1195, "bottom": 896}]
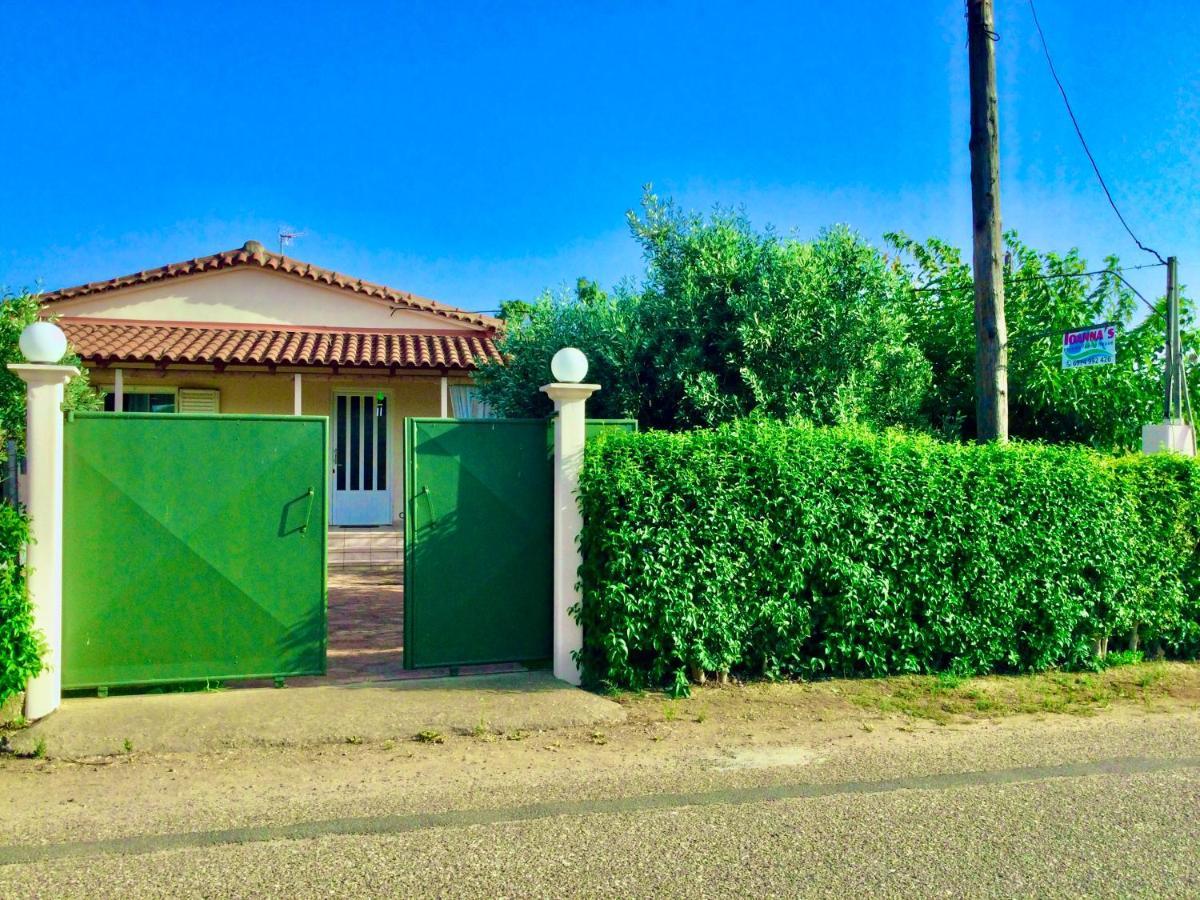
[
  {"left": 478, "top": 190, "right": 1190, "bottom": 450},
  {"left": 476, "top": 279, "right": 645, "bottom": 420},
  {"left": 630, "top": 194, "right": 931, "bottom": 429},
  {"left": 888, "top": 232, "right": 1189, "bottom": 447},
  {"left": 478, "top": 191, "right": 932, "bottom": 432}
]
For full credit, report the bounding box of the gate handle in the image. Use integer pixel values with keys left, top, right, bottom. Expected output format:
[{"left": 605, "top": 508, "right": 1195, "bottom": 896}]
[
  {"left": 418, "top": 485, "right": 437, "bottom": 530},
  {"left": 299, "top": 488, "right": 315, "bottom": 535}
]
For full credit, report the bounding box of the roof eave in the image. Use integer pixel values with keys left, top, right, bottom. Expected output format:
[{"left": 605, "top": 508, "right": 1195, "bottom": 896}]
[{"left": 39, "top": 243, "right": 502, "bottom": 331}]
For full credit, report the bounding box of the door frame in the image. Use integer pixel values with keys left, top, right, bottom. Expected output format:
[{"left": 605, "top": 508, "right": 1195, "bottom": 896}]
[{"left": 329, "top": 388, "right": 395, "bottom": 526}]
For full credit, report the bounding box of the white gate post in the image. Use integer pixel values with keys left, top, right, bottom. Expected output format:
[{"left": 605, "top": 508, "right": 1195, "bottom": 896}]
[
  {"left": 8, "top": 361, "right": 77, "bottom": 720},
  {"left": 541, "top": 364, "right": 599, "bottom": 686},
  {"left": 1141, "top": 421, "right": 1195, "bottom": 457}
]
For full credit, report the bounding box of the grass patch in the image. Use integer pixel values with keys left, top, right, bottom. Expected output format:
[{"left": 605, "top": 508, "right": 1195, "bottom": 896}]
[
  {"left": 468, "top": 718, "right": 501, "bottom": 742},
  {"left": 838, "top": 662, "right": 1191, "bottom": 724},
  {"left": 1, "top": 734, "right": 47, "bottom": 760}
]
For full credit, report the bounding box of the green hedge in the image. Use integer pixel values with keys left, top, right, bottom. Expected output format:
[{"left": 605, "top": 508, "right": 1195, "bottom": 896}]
[
  {"left": 577, "top": 421, "right": 1200, "bottom": 694},
  {"left": 0, "top": 502, "right": 36, "bottom": 707}
]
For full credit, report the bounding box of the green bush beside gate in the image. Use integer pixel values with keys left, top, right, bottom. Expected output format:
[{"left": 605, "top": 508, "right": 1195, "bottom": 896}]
[
  {"left": 0, "top": 503, "right": 36, "bottom": 707},
  {"left": 577, "top": 421, "right": 1200, "bottom": 695}
]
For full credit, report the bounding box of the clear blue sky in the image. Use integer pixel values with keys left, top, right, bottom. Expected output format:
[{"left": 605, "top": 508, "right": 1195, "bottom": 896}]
[{"left": 1, "top": 1, "right": 1195, "bottom": 312}]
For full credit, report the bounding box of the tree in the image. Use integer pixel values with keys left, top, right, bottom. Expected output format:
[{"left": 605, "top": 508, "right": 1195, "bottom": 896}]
[
  {"left": 474, "top": 278, "right": 644, "bottom": 421},
  {"left": 479, "top": 190, "right": 933, "bottom": 431},
  {"left": 630, "top": 193, "right": 930, "bottom": 429},
  {"left": 888, "top": 232, "right": 1190, "bottom": 449},
  {"left": 477, "top": 189, "right": 1185, "bottom": 451}
]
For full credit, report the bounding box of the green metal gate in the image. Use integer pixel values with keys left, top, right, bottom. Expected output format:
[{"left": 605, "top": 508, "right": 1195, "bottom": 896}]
[
  {"left": 404, "top": 419, "right": 551, "bottom": 668},
  {"left": 62, "top": 412, "right": 328, "bottom": 689},
  {"left": 404, "top": 417, "right": 635, "bottom": 670}
]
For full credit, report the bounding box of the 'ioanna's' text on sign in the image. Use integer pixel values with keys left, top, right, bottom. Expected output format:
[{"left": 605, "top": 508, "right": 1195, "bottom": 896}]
[{"left": 1062, "top": 324, "right": 1117, "bottom": 370}]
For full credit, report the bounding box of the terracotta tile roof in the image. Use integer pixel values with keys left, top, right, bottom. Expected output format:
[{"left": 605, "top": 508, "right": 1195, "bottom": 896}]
[
  {"left": 41, "top": 240, "right": 501, "bottom": 330},
  {"left": 58, "top": 318, "right": 502, "bottom": 371}
]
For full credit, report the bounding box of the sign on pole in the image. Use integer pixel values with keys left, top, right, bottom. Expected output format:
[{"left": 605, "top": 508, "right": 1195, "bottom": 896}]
[{"left": 1062, "top": 324, "right": 1117, "bottom": 369}]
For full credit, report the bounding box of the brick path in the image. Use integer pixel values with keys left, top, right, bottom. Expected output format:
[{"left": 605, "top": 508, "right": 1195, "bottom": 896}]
[{"left": 325, "top": 569, "right": 406, "bottom": 682}]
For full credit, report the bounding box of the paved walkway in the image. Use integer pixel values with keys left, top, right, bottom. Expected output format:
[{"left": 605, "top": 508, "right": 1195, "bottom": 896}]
[
  {"left": 325, "top": 569, "right": 406, "bottom": 682},
  {"left": 9, "top": 671, "right": 623, "bottom": 757}
]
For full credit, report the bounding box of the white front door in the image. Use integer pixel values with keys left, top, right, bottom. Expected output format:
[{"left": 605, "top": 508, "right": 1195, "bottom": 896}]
[{"left": 331, "top": 392, "right": 392, "bottom": 525}]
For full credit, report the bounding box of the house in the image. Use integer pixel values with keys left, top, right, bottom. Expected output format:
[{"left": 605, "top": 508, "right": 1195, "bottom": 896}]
[{"left": 40, "top": 240, "right": 501, "bottom": 528}]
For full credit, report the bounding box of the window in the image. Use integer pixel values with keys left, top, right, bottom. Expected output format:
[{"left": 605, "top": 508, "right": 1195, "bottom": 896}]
[
  {"left": 449, "top": 385, "right": 493, "bottom": 418},
  {"left": 103, "top": 390, "right": 177, "bottom": 413}
]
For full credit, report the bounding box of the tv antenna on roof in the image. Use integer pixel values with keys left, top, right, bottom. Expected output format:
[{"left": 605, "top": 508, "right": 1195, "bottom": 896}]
[{"left": 278, "top": 228, "right": 305, "bottom": 255}]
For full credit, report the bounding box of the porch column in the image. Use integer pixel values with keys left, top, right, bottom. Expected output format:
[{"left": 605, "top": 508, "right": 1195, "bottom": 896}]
[
  {"left": 440, "top": 375, "right": 449, "bottom": 418},
  {"left": 293, "top": 373, "right": 302, "bottom": 415},
  {"left": 8, "top": 362, "right": 78, "bottom": 720},
  {"left": 113, "top": 367, "right": 123, "bottom": 412},
  {"left": 539, "top": 380, "right": 600, "bottom": 686}
]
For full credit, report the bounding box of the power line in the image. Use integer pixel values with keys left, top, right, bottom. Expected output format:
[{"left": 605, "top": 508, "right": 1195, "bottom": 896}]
[
  {"left": 912, "top": 262, "right": 1162, "bottom": 293},
  {"left": 1108, "top": 269, "right": 1160, "bottom": 317},
  {"left": 912, "top": 263, "right": 1165, "bottom": 325},
  {"left": 1027, "top": 0, "right": 1167, "bottom": 266}
]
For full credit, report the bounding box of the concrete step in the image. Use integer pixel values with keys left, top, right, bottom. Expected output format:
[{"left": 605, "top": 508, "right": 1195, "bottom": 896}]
[
  {"left": 330, "top": 548, "right": 402, "bottom": 562},
  {"left": 328, "top": 528, "right": 404, "bottom": 568},
  {"left": 329, "top": 560, "right": 403, "bottom": 570},
  {"left": 330, "top": 540, "right": 403, "bottom": 551}
]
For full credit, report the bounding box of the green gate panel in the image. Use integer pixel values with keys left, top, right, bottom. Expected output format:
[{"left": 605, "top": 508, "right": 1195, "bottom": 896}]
[
  {"left": 404, "top": 417, "right": 637, "bottom": 670},
  {"left": 62, "top": 412, "right": 328, "bottom": 689},
  {"left": 405, "top": 419, "right": 552, "bottom": 668}
]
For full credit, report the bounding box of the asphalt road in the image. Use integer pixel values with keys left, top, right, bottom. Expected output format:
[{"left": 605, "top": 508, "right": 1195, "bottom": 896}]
[{"left": 2, "top": 704, "right": 1198, "bottom": 897}]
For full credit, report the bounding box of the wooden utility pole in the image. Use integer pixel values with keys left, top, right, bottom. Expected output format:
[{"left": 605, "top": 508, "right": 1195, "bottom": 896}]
[
  {"left": 967, "top": 0, "right": 1009, "bottom": 442},
  {"left": 1164, "top": 255, "right": 1181, "bottom": 421}
]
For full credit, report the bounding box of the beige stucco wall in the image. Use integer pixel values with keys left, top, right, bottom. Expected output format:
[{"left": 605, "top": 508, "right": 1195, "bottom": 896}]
[
  {"left": 51, "top": 268, "right": 477, "bottom": 331},
  {"left": 88, "top": 367, "right": 471, "bottom": 523}
]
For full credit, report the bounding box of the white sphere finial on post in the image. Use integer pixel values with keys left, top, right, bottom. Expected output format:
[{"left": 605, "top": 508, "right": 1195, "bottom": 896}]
[
  {"left": 19, "top": 321, "right": 68, "bottom": 364},
  {"left": 550, "top": 347, "right": 588, "bottom": 384}
]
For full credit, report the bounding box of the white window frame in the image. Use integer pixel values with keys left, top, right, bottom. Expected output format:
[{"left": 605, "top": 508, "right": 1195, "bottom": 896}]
[{"left": 105, "top": 385, "right": 180, "bottom": 413}]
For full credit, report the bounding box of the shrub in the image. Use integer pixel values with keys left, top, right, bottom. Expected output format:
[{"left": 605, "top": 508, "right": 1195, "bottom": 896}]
[
  {"left": 577, "top": 421, "right": 1200, "bottom": 695},
  {"left": 0, "top": 502, "right": 37, "bottom": 705}
]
